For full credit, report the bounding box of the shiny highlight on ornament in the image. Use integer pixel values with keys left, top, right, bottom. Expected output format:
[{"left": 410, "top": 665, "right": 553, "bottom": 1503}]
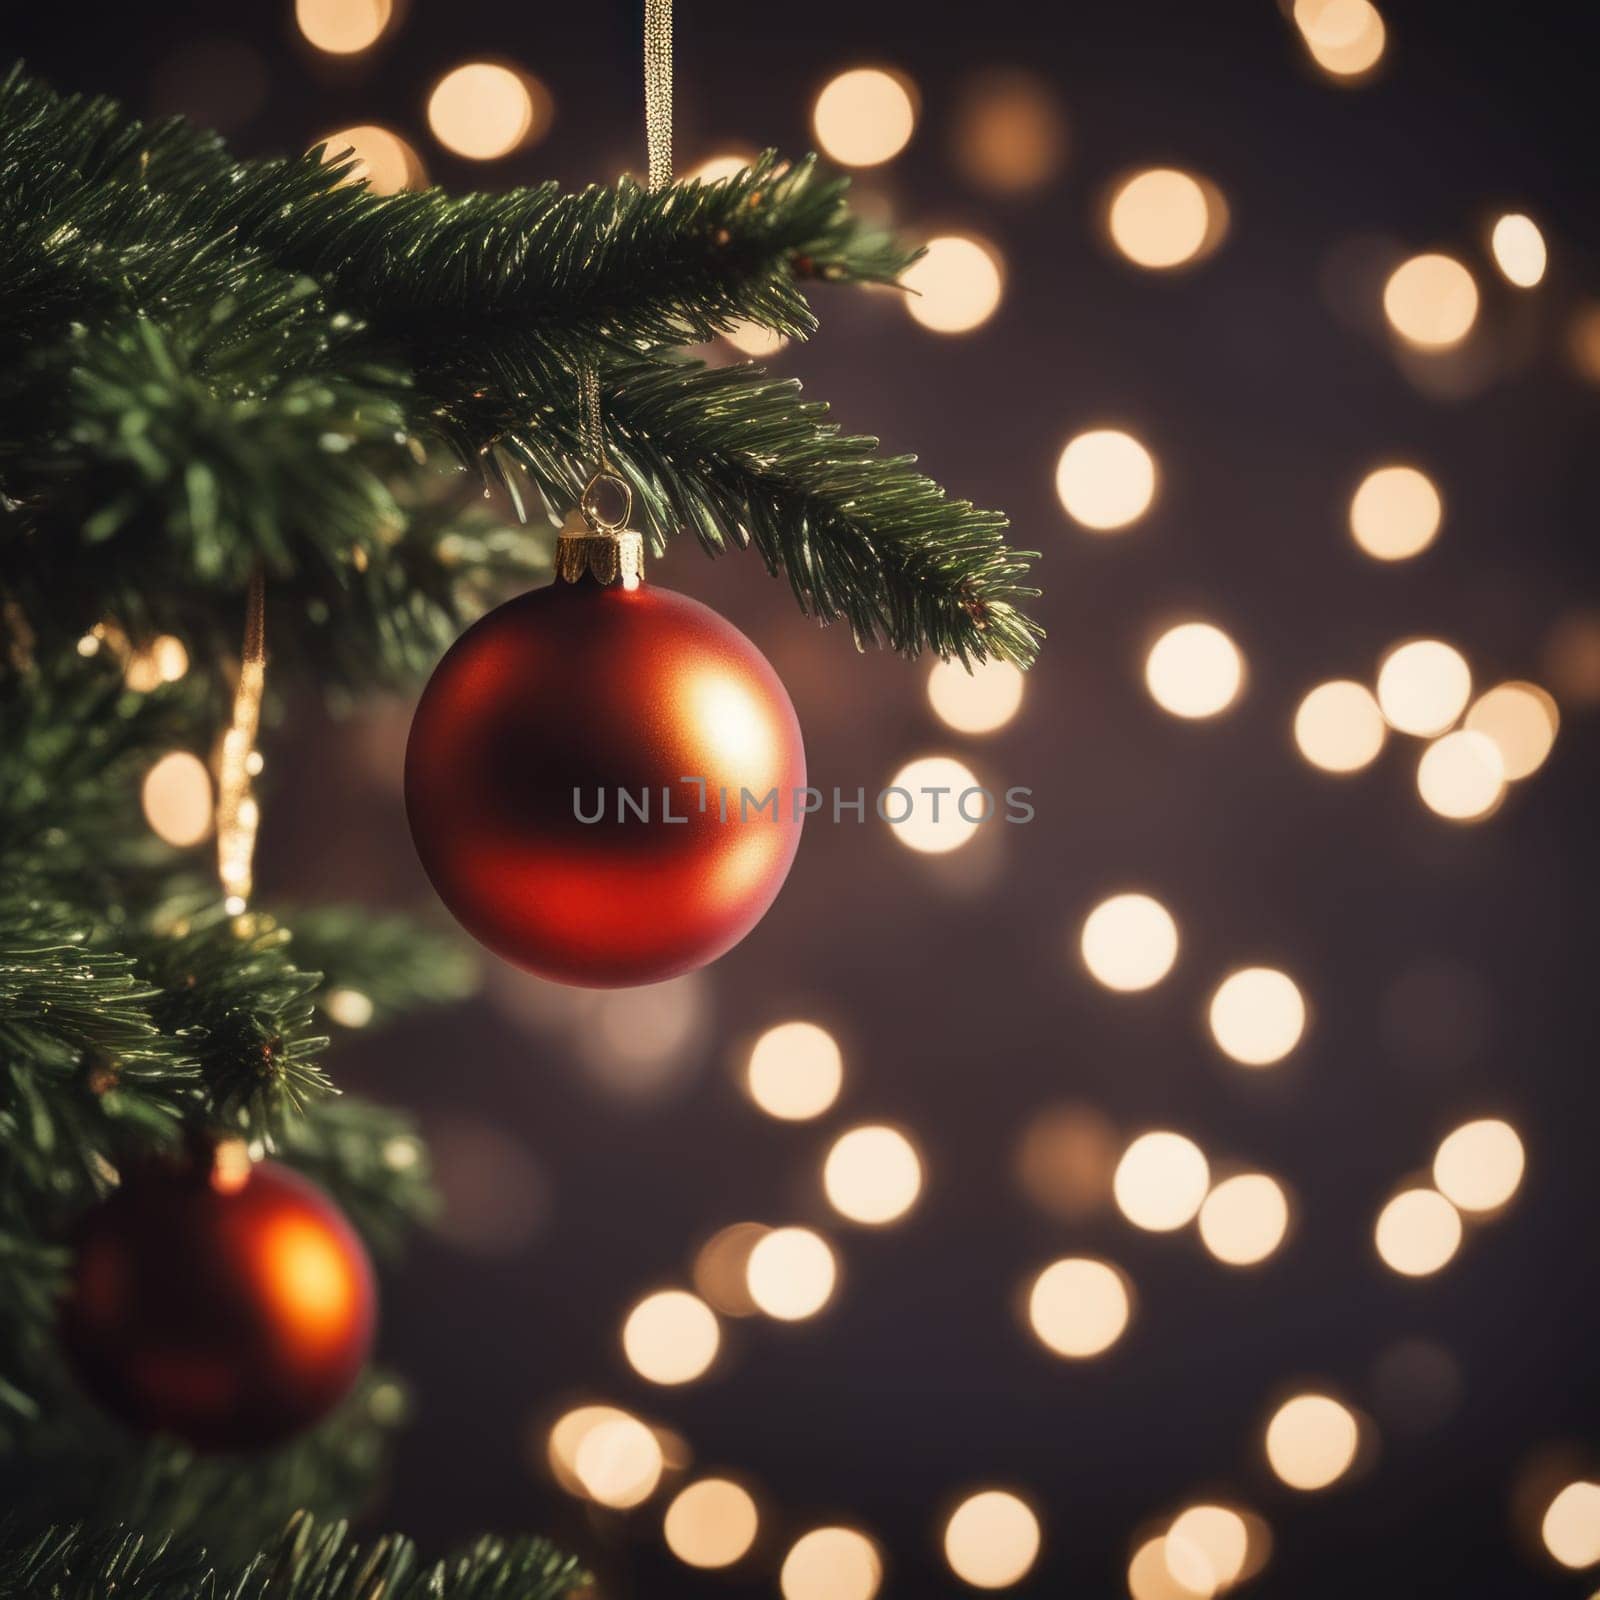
[
  {"left": 1490, "top": 213, "right": 1547, "bottom": 287},
  {"left": 1198, "top": 1173, "right": 1290, "bottom": 1267},
  {"left": 622, "top": 1289, "right": 720, "bottom": 1385},
  {"left": 1208, "top": 968, "right": 1306, "bottom": 1067},
  {"left": 1374, "top": 1187, "right": 1462, "bottom": 1276},
  {"left": 746, "top": 1226, "right": 837, "bottom": 1321},
  {"left": 1114, "top": 1132, "right": 1209, "bottom": 1232},
  {"left": 1432, "top": 1118, "right": 1524, "bottom": 1213},
  {"left": 1027, "top": 1256, "right": 1131, "bottom": 1358},
  {"left": 664, "top": 1477, "right": 760, "bottom": 1568},
  {"left": 1383, "top": 253, "right": 1479, "bottom": 349},
  {"left": 1055, "top": 429, "right": 1157, "bottom": 532},
  {"left": 1080, "top": 892, "right": 1179, "bottom": 992},
  {"left": 781, "top": 1527, "right": 883, "bottom": 1600},
  {"left": 1144, "top": 622, "right": 1244, "bottom": 719},
  {"left": 942, "top": 1490, "right": 1042, "bottom": 1589},
  {"left": 1294, "top": 680, "right": 1387, "bottom": 773},
  {"left": 811, "top": 67, "right": 917, "bottom": 168},
  {"left": 1107, "top": 168, "right": 1224, "bottom": 270},
  {"left": 927, "top": 657, "right": 1025, "bottom": 734},
  {"left": 902, "top": 235, "right": 1005, "bottom": 334},
  {"left": 427, "top": 62, "right": 550, "bottom": 161},
  {"left": 1349, "top": 465, "right": 1443, "bottom": 561},
  {"left": 1376, "top": 639, "right": 1472, "bottom": 737},
  {"left": 823, "top": 1125, "right": 923, "bottom": 1225},
  {"left": 746, "top": 1021, "right": 843, "bottom": 1120},
  {"left": 1264, "top": 1393, "right": 1359, "bottom": 1490}
]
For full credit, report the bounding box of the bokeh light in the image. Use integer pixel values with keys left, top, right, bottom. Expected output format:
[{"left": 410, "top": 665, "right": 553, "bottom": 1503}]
[
  {"left": 781, "top": 1527, "right": 882, "bottom": 1600},
  {"left": 664, "top": 1478, "right": 759, "bottom": 1569},
  {"left": 142, "top": 751, "right": 213, "bottom": 847},
  {"left": 951, "top": 69, "right": 1066, "bottom": 194},
  {"left": 1464, "top": 681, "right": 1559, "bottom": 779},
  {"left": 723, "top": 320, "right": 790, "bottom": 359},
  {"left": 746, "top": 1021, "right": 843, "bottom": 1120},
  {"left": 622, "top": 1290, "right": 720, "bottom": 1385},
  {"left": 1383, "top": 253, "right": 1479, "bottom": 349},
  {"left": 943, "top": 1490, "right": 1041, "bottom": 1589},
  {"left": 1144, "top": 622, "right": 1245, "bottom": 719},
  {"left": 1374, "top": 1187, "right": 1462, "bottom": 1276},
  {"left": 1015, "top": 1103, "right": 1120, "bottom": 1222},
  {"left": 1198, "top": 1173, "right": 1291, "bottom": 1267},
  {"left": 427, "top": 63, "right": 549, "bottom": 161},
  {"left": 746, "top": 1226, "right": 837, "bottom": 1320},
  {"left": 1208, "top": 968, "right": 1307, "bottom": 1067},
  {"left": 823, "top": 1125, "right": 923, "bottom": 1225},
  {"left": 1128, "top": 1535, "right": 1211, "bottom": 1600},
  {"left": 1107, "top": 168, "right": 1223, "bottom": 270},
  {"left": 689, "top": 151, "right": 754, "bottom": 184},
  {"left": 123, "top": 633, "right": 189, "bottom": 691},
  {"left": 1080, "top": 892, "right": 1180, "bottom": 992},
  {"left": 693, "top": 1221, "right": 770, "bottom": 1316},
  {"left": 1432, "top": 1118, "right": 1525, "bottom": 1213},
  {"left": 811, "top": 67, "right": 917, "bottom": 167},
  {"left": 1543, "top": 1482, "right": 1600, "bottom": 1569},
  {"left": 1265, "top": 1394, "right": 1360, "bottom": 1490},
  {"left": 295, "top": 0, "right": 390, "bottom": 54},
  {"left": 548, "top": 1404, "right": 631, "bottom": 1494},
  {"left": 574, "top": 1412, "right": 665, "bottom": 1508},
  {"left": 1349, "top": 465, "right": 1443, "bottom": 561},
  {"left": 1490, "top": 212, "right": 1547, "bottom": 287},
  {"left": 1376, "top": 639, "right": 1472, "bottom": 736},
  {"left": 1027, "top": 1256, "right": 1131, "bottom": 1358},
  {"left": 1055, "top": 429, "right": 1157, "bottom": 531},
  {"left": 927, "top": 657, "right": 1025, "bottom": 734},
  {"left": 1293, "top": 680, "right": 1387, "bottom": 773},
  {"left": 884, "top": 755, "right": 984, "bottom": 854},
  {"left": 323, "top": 986, "right": 374, "bottom": 1029},
  {"left": 1166, "top": 1504, "right": 1248, "bottom": 1593},
  {"left": 1416, "top": 730, "right": 1505, "bottom": 822},
  {"left": 903, "top": 235, "right": 1005, "bottom": 334},
  {"left": 581, "top": 973, "right": 711, "bottom": 1102},
  {"left": 1114, "top": 1132, "right": 1210, "bottom": 1232},
  {"left": 429, "top": 1118, "right": 548, "bottom": 1255},
  {"left": 317, "top": 125, "right": 425, "bottom": 194},
  {"left": 1294, "top": 0, "right": 1387, "bottom": 79}
]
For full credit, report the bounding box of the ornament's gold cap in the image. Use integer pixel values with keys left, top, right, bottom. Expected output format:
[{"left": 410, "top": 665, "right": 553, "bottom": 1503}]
[{"left": 555, "top": 470, "right": 645, "bottom": 590}]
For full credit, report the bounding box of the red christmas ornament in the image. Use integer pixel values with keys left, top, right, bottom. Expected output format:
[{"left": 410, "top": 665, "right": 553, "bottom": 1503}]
[
  {"left": 406, "top": 485, "right": 806, "bottom": 987},
  {"left": 59, "top": 1150, "right": 376, "bottom": 1452}
]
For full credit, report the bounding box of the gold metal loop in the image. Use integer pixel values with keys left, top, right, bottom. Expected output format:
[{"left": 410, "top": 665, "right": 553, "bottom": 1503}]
[{"left": 581, "top": 469, "right": 634, "bottom": 533}]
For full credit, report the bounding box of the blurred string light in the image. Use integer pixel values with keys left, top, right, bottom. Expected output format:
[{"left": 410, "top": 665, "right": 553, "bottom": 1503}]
[
  {"left": 746, "top": 1226, "right": 837, "bottom": 1320},
  {"left": 322, "top": 986, "right": 374, "bottom": 1028},
  {"left": 1055, "top": 428, "right": 1157, "bottom": 531},
  {"left": 1465, "top": 681, "right": 1558, "bottom": 779},
  {"left": 1432, "top": 1118, "right": 1524, "bottom": 1212},
  {"left": 427, "top": 62, "right": 551, "bottom": 160},
  {"left": 575, "top": 1412, "right": 666, "bottom": 1507},
  {"left": 1080, "top": 892, "right": 1179, "bottom": 992},
  {"left": 693, "top": 1221, "right": 769, "bottom": 1316},
  {"left": 580, "top": 973, "right": 711, "bottom": 1101},
  {"left": 1375, "top": 638, "right": 1472, "bottom": 736},
  {"left": 902, "top": 236, "right": 1005, "bottom": 334},
  {"left": 1374, "top": 1187, "right": 1462, "bottom": 1276},
  {"left": 1543, "top": 1482, "right": 1600, "bottom": 1569},
  {"left": 1198, "top": 1174, "right": 1291, "bottom": 1267},
  {"left": 781, "top": 1527, "right": 882, "bottom": 1600},
  {"left": 942, "top": 1490, "right": 1042, "bottom": 1589},
  {"left": 1128, "top": 1535, "right": 1207, "bottom": 1600},
  {"left": 141, "top": 752, "right": 213, "bottom": 847},
  {"left": 1293, "top": 680, "right": 1387, "bottom": 773},
  {"left": 664, "top": 1478, "right": 760, "bottom": 1569},
  {"left": 1569, "top": 307, "right": 1600, "bottom": 385},
  {"left": 950, "top": 69, "right": 1066, "bottom": 195},
  {"left": 317, "top": 124, "right": 426, "bottom": 193},
  {"left": 1208, "top": 967, "right": 1307, "bottom": 1067},
  {"left": 1027, "top": 1256, "right": 1131, "bottom": 1358},
  {"left": 1015, "top": 1103, "right": 1120, "bottom": 1222},
  {"left": 1107, "top": 168, "right": 1227, "bottom": 271},
  {"left": 689, "top": 150, "right": 754, "bottom": 183},
  {"left": 927, "top": 657, "right": 1025, "bottom": 734},
  {"left": 1489, "top": 213, "right": 1547, "bottom": 288},
  {"left": 1544, "top": 609, "right": 1600, "bottom": 704},
  {"left": 428, "top": 1118, "right": 548, "bottom": 1255},
  {"left": 1292, "top": 0, "right": 1388, "bottom": 80},
  {"left": 723, "top": 320, "right": 789, "bottom": 358},
  {"left": 746, "top": 1020, "right": 843, "bottom": 1119},
  {"left": 811, "top": 67, "right": 917, "bottom": 167},
  {"left": 1264, "top": 1394, "right": 1359, "bottom": 1490},
  {"left": 295, "top": 0, "right": 391, "bottom": 54},
  {"left": 1165, "top": 1504, "right": 1250, "bottom": 1594},
  {"left": 1349, "top": 464, "right": 1442, "bottom": 561},
  {"left": 885, "top": 755, "right": 984, "bottom": 854},
  {"left": 1114, "top": 1132, "right": 1209, "bottom": 1232},
  {"left": 622, "top": 1290, "right": 720, "bottom": 1385},
  {"left": 1383, "top": 253, "right": 1479, "bottom": 349},
  {"left": 823, "top": 1125, "right": 923, "bottom": 1225},
  {"left": 1144, "top": 622, "right": 1245, "bottom": 719},
  {"left": 1416, "top": 729, "right": 1505, "bottom": 822},
  {"left": 123, "top": 633, "right": 189, "bottom": 692}
]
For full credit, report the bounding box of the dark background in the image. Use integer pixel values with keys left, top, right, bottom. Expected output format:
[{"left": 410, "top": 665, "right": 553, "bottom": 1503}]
[{"left": 13, "top": 2, "right": 1600, "bottom": 1595}]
